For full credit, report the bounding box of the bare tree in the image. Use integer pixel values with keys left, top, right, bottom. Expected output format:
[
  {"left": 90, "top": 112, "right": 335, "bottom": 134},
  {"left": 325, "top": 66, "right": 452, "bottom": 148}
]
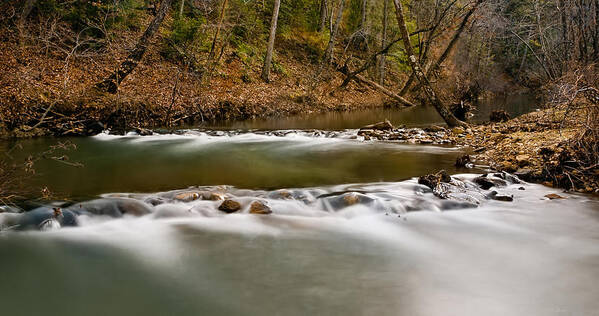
[
  {"left": 95, "top": 0, "right": 175, "bottom": 93},
  {"left": 325, "top": 0, "right": 346, "bottom": 64},
  {"left": 401, "top": 0, "right": 483, "bottom": 95},
  {"left": 261, "top": 0, "right": 282, "bottom": 82},
  {"left": 392, "top": 0, "right": 467, "bottom": 127}
]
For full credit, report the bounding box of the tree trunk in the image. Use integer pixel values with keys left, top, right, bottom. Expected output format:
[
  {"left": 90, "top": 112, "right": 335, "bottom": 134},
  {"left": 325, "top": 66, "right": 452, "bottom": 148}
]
[
  {"left": 318, "top": 0, "right": 328, "bottom": 32},
  {"left": 261, "top": 0, "right": 282, "bottom": 82},
  {"left": 18, "top": 0, "right": 37, "bottom": 29},
  {"left": 559, "top": 0, "right": 569, "bottom": 62},
  {"left": 379, "top": 0, "right": 388, "bottom": 85},
  {"left": 95, "top": 0, "right": 174, "bottom": 93},
  {"left": 325, "top": 0, "right": 346, "bottom": 64},
  {"left": 591, "top": 0, "right": 599, "bottom": 62},
  {"left": 354, "top": 74, "right": 415, "bottom": 107},
  {"left": 179, "top": 0, "right": 184, "bottom": 17},
  {"left": 361, "top": 0, "right": 368, "bottom": 29},
  {"left": 208, "top": 0, "right": 229, "bottom": 61},
  {"left": 392, "top": 0, "right": 467, "bottom": 128}
]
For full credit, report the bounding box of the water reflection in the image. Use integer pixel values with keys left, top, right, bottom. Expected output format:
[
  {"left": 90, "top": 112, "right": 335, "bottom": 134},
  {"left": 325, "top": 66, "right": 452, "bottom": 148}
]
[
  {"left": 9, "top": 133, "right": 463, "bottom": 199},
  {"left": 204, "top": 94, "right": 538, "bottom": 130}
]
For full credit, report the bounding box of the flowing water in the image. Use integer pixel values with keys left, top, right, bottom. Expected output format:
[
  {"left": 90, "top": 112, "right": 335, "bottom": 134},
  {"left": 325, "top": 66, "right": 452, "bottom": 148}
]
[{"left": 2, "top": 97, "right": 599, "bottom": 316}]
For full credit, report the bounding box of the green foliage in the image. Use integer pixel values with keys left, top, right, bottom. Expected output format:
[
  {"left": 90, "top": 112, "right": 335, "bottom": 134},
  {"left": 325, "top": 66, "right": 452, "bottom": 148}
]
[
  {"left": 278, "top": 0, "right": 321, "bottom": 33},
  {"left": 161, "top": 15, "right": 207, "bottom": 64},
  {"left": 34, "top": 0, "right": 146, "bottom": 35},
  {"left": 346, "top": 0, "right": 363, "bottom": 33},
  {"left": 227, "top": 0, "right": 267, "bottom": 47},
  {"left": 170, "top": 16, "right": 204, "bottom": 45},
  {"left": 235, "top": 42, "right": 260, "bottom": 66}
]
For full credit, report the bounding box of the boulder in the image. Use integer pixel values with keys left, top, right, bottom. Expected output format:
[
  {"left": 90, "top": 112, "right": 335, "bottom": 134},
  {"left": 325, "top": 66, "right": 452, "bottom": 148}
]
[
  {"left": 499, "top": 161, "right": 518, "bottom": 173},
  {"left": 218, "top": 199, "right": 241, "bottom": 213},
  {"left": 249, "top": 201, "right": 272, "bottom": 215},
  {"left": 83, "top": 120, "right": 105, "bottom": 136},
  {"left": 16, "top": 207, "right": 79, "bottom": 231},
  {"left": 174, "top": 192, "right": 201, "bottom": 202},
  {"left": 135, "top": 128, "right": 153, "bottom": 136},
  {"left": 487, "top": 191, "right": 514, "bottom": 202},
  {"left": 203, "top": 192, "right": 225, "bottom": 201},
  {"left": 418, "top": 170, "right": 452, "bottom": 190}
]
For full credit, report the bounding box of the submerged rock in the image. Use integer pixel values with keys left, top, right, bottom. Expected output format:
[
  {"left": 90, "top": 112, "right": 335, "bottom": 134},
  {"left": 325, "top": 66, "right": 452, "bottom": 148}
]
[
  {"left": 174, "top": 192, "right": 201, "bottom": 202},
  {"left": 487, "top": 191, "right": 514, "bottom": 202},
  {"left": 455, "top": 155, "right": 472, "bottom": 168},
  {"left": 473, "top": 175, "right": 507, "bottom": 190},
  {"left": 218, "top": 199, "right": 241, "bottom": 213},
  {"left": 544, "top": 193, "right": 566, "bottom": 200},
  {"left": 70, "top": 198, "right": 152, "bottom": 217},
  {"left": 15, "top": 207, "right": 79, "bottom": 231},
  {"left": 249, "top": 201, "right": 272, "bottom": 215},
  {"left": 203, "top": 192, "right": 226, "bottom": 201}
]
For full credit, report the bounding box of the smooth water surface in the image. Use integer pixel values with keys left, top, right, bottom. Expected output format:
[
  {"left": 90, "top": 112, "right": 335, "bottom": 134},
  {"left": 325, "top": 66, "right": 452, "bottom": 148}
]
[
  {"left": 5, "top": 131, "right": 465, "bottom": 199},
  {"left": 204, "top": 93, "right": 538, "bottom": 130}
]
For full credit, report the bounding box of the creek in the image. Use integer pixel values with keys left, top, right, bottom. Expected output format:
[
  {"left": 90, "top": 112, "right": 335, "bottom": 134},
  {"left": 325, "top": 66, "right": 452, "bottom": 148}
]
[{"left": 2, "top": 95, "right": 598, "bottom": 316}]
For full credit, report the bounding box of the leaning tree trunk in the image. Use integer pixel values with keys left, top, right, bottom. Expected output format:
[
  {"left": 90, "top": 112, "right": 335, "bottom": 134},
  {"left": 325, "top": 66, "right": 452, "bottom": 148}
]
[
  {"left": 325, "top": 0, "right": 346, "bottom": 64},
  {"left": 401, "top": 0, "right": 484, "bottom": 95},
  {"left": 208, "top": 0, "right": 228, "bottom": 61},
  {"left": 261, "top": 0, "right": 281, "bottom": 82},
  {"left": 392, "top": 0, "right": 467, "bottom": 128},
  {"left": 95, "top": 0, "right": 174, "bottom": 93}
]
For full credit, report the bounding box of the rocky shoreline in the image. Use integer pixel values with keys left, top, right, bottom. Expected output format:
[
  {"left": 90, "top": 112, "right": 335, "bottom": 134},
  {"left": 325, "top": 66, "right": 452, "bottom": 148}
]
[{"left": 355, "top": 113, "right": 598, "bottom": 194}]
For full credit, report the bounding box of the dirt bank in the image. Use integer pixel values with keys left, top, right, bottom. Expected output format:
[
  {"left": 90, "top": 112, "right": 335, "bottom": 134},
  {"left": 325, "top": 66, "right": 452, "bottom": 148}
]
[{"left": 0, "top": 27, "right": 393, "bottom": 139}]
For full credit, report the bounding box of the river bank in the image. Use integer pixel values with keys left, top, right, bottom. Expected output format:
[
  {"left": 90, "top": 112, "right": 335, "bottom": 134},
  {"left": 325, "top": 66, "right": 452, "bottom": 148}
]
[
  {"left": 356, "top": 108, "right": 598, "bottom": 194},
  {"left": 0, "top": 27, "right": 390, "bottom": 139}
]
